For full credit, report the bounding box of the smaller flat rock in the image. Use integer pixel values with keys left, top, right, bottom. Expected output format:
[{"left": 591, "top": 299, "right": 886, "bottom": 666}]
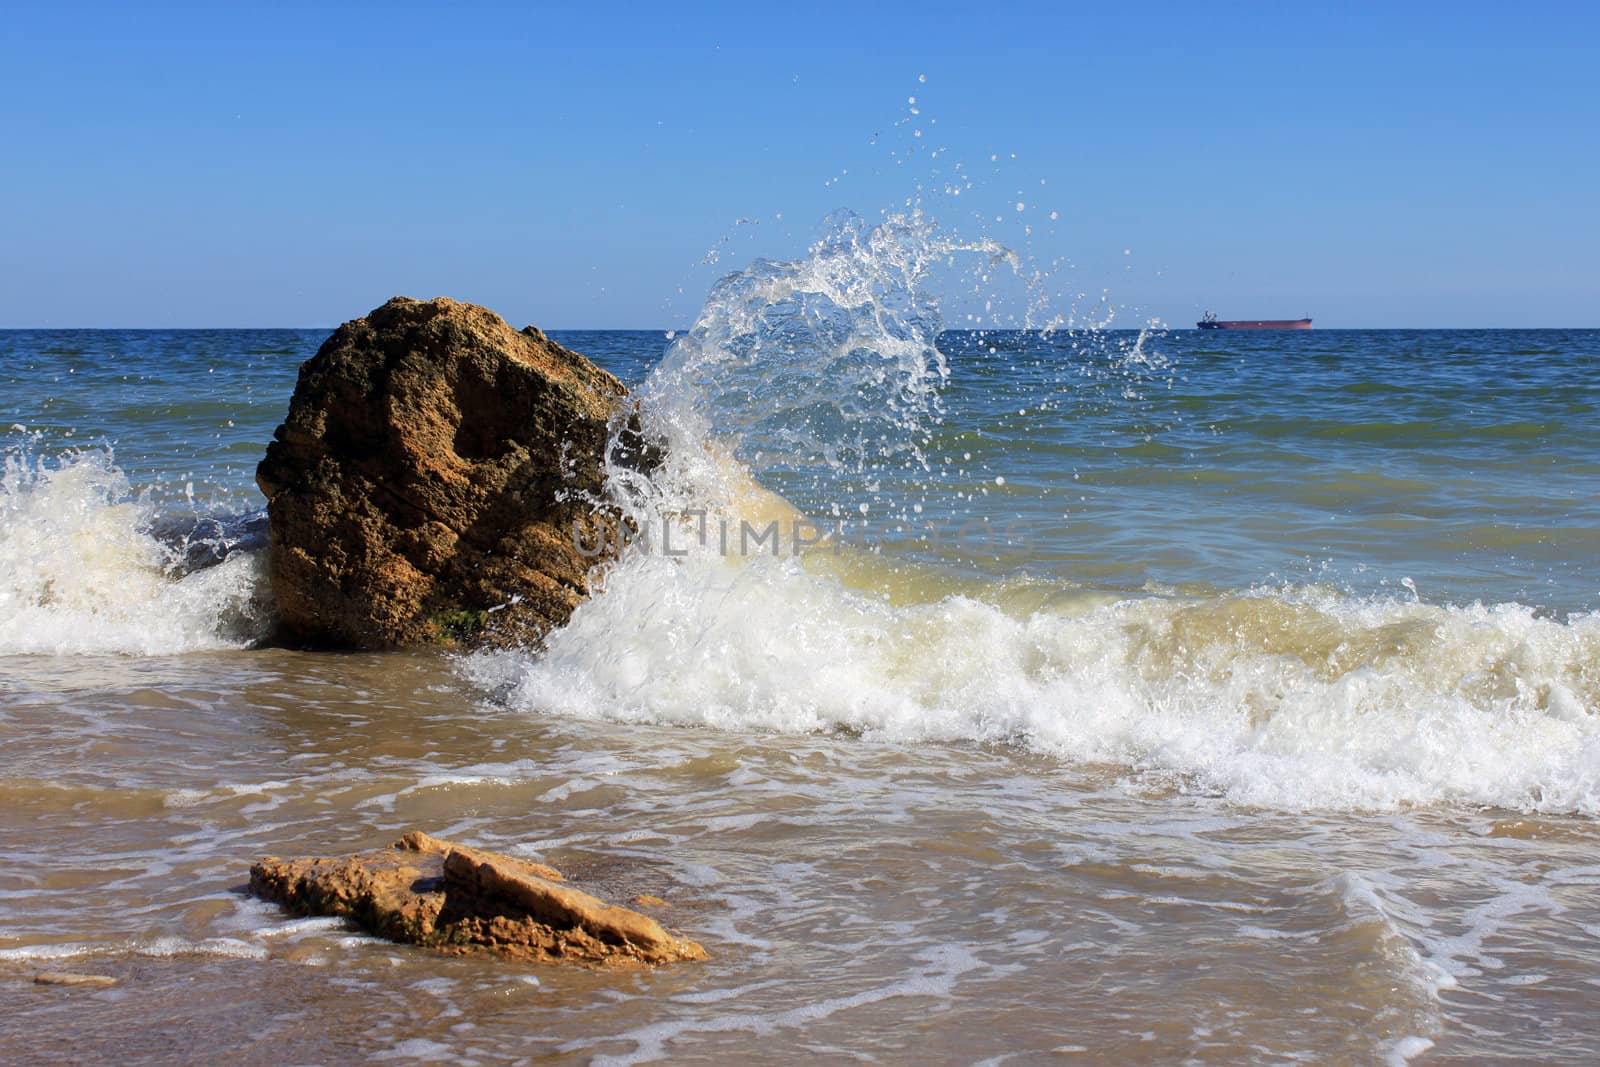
[
  {"left": 33, "top": 972, "right": 119, "bottom": 988},
  {"left": 250, "top": 831, "right": 705, "bottom": 967}
]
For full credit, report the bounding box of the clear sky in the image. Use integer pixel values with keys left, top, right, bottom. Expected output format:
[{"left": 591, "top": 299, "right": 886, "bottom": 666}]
[{"left": 2, "top": 1, "right": 1595, "bottom": 328}]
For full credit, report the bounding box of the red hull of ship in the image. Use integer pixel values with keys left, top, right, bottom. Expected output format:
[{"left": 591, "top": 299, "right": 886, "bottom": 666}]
[{"left": 1197, "top": 318, "right": 1312, "bottom": 330}]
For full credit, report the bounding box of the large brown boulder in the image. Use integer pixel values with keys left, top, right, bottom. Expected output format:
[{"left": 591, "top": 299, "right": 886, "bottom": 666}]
[
  {"left": 250, "top": 831, "right": 706, "bottom": 966},
  {"left": 256, "top": 296, "right": 641, "bottom": 649}
]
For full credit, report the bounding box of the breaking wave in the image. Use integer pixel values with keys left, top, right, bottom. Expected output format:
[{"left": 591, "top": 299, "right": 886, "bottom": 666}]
[
  {"left": 7, "top": 211, "right": 1596, "bottom": 816},
  {"left": 469, "top": 559, "right": 1600, "bottom": 813},
  {"left": 468, "top": 210, "right": 1600, "bottom": 815}
]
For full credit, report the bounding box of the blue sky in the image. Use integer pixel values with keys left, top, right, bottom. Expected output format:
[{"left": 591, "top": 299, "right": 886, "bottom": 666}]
[{"left": 2, "top": 1, "right": 1595, "bottom": 328}]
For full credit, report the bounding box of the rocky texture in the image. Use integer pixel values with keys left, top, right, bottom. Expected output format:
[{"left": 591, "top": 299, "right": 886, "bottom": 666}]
[
  {"left": 32, "top": 972, "right": 119, "bottom": 988},
  {"left": 256, "top": 296, "right": 650, "bottom": 649},
  {"left": 249, "top": 831, "right": 705, "bottom": 967}
]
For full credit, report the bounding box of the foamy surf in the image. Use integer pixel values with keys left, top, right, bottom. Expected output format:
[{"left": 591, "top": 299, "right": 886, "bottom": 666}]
[
  {"left": 0, "top": 448, "right": 272, "bottom": 655},
  {"left": 467, "top": 209, "right": 1600, "bottom": 818},
  {"left": 467, "top": 546, "right": 1600, "bottom": 814},
  {"left": 0, "top": 935, "right": 269, "bottom": 962}
]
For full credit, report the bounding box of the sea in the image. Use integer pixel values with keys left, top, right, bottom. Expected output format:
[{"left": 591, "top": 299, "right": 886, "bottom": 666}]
[{"left": 2, "top": 214, "right": 1599, "bottom": 1064}]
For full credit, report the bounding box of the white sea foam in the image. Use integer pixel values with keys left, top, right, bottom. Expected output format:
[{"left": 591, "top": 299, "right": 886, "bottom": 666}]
[
  {"left": 0, "top": 449, "right": 271, "bottom": 655},
  {"left": 371, "top": 1038, "right": 457, "bottom": 1062},
  {"left": 467, "top": 211, "right": 1600, "bottom": 817},
  {"left": 0, "top": 935, "right": 269, "bottom": 962},
  {"left": 1386, "top": 1036, "right": 1437, "bottom": 1065},
  {"left": 470, "top": 549, "right": 1600, "bottom": 814},
  {"left": 0, "top": 942, "right": 101, "bottom": 962}
]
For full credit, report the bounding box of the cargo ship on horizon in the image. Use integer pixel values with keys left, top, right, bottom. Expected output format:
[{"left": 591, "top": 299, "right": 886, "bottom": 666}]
[{"left": 1197, "top": 312, "right": 1312, "bottom": 330}]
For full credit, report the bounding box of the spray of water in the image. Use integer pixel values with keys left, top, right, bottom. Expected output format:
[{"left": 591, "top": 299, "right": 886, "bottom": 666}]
[
  {"left": 603, "top": 208, "right": 1020, "bottom": 534},
  {"left": 0, "top": 447, "right": 271, "bottom": 655},
  {"left": 465, "top": 177, "right": 1600, "bottom": 816}
]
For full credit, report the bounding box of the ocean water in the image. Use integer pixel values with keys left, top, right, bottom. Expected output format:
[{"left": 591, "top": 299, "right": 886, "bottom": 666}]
[{"left": 3, "top": 225, "right": 1600, "bottom": 1062}]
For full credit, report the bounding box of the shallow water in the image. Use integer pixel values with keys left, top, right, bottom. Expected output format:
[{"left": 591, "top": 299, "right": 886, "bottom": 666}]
[
  {"left": 3, "top": 311, "right": 1600, "bottom": 1063},
  {"left": 3, "top": 650, "right": 1599, "bottom": 1063}
]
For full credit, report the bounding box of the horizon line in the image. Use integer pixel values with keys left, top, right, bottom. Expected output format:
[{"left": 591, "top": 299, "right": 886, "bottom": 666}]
[{"left": 4, "top": 324, "right": 1600, "bottom": 333}]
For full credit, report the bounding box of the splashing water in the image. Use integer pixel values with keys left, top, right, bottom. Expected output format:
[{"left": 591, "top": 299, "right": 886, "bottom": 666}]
[
  {"left": 604, "top": 209, "right": 1019, "bottom": 529},
  {"left": 466, "top": 206, "right": 1600, "bottom": 816},
  {"left": 0, "top": 448, "right": 271, "bottom": 655}
]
